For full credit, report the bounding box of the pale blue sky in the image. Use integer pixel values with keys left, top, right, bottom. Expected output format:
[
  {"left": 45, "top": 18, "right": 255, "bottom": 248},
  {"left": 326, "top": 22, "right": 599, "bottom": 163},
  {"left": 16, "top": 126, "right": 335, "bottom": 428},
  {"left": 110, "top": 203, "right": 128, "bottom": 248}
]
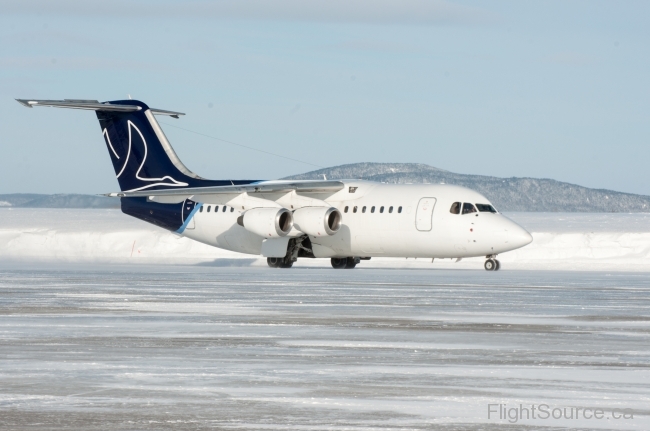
[{"left": 1, "top": 0, "right": 648, "bottom": 194}]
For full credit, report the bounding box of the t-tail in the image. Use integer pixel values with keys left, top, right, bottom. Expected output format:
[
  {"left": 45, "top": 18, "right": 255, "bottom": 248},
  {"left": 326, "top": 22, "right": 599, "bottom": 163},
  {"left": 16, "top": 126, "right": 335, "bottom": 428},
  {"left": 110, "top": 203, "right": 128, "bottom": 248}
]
[{"left": 16, "top": 98, "right": 257, "bottom": 231}]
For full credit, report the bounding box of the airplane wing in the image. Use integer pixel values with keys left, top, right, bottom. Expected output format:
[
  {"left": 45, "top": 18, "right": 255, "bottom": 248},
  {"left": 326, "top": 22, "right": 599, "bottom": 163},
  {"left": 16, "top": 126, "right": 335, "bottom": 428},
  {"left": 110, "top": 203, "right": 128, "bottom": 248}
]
[
  {"left": 105, "top": 180, "right": 344, "bottom": 198},
  {"left": 104, "top": 180, "right": 346, "bottom": 207}
]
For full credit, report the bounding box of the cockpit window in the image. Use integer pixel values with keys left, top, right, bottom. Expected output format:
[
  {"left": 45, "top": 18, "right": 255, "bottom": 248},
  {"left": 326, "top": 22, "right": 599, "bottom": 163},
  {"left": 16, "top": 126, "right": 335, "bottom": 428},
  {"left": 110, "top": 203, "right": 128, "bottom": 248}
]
[
  {"left": 462, "top": 203, "right": 477, "bottom": 214},
  {"left": 476, "top": 204, "right": 497, "bottom": 213},
  {"left": 450, "top": 202, "right": 461, "bottom": 214}
]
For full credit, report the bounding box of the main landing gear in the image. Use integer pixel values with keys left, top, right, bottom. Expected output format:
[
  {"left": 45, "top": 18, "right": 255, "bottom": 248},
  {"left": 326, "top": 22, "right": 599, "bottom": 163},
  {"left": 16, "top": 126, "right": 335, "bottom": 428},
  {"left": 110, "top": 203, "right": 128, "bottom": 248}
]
[
  {"left": 267, "top": 237, "right": 313, "bottom": 268},
  {"left": 484, "top": 256, "right": 501, "bottom": 271},
  {"left": 331, "top": 257, "right": 360, "bottom": 269},
  {"left": 267, "top": 257, "right": 293, "bottom": 268}
]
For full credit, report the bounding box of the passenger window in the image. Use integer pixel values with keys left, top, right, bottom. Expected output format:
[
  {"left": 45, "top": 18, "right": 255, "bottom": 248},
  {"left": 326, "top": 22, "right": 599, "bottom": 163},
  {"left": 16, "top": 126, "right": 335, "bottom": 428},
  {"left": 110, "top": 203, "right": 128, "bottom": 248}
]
[
  {"left": 389, "top": 206, "right": 393, "bottom": 213},
  {"left": 344, "top": 206, "right": 349, "bottom": 213},
  {"left": 476, "top": 204, "right": 497, "bottom": 213},
  {"left": 199, "top": 206, "right": 203, "bottom": 213},
  {"left": 371, "top": 206, "right": 375, "bottom": 213},
  {"left": 207, "top": 206, "right": 211, "bottom": 213},
  {"left": 398, "top": 206, "right": 402, "bottom": 213},
  {"left": 223, "top": 206, "right": 227, "bottom": 212},
  {"left": 462, "top": 203, "right": 477, "bottom": 214},
  {"left": 362, "top": 206, "right": 367, "bottom": 213},
  {"left": 230, "top": 207, "right": 234, "bottom": 212},
  {"left": 450, "top": 202, "right": 461, "bottom": 214},
  {"left": 380, "top": 206, "right": 384, "bottom": 213},
  {"left": 353, "top": 206, "right": 358, "bottom": 213}
]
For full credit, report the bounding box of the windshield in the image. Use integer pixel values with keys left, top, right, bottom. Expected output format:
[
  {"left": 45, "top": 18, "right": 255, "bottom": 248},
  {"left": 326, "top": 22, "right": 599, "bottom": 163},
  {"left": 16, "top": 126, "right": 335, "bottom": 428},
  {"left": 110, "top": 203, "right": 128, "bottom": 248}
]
[
  {"left": 475, "top": 204, "right": 497, "bottom": 213},
  {"left": 462, "top": 203, "right": 477, "bottom": 214}
]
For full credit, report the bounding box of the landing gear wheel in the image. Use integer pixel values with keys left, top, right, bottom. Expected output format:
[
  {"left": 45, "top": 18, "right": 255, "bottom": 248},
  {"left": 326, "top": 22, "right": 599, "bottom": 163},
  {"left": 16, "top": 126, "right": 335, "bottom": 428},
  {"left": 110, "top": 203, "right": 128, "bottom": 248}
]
[
  {"left": 268, "top": 257, "right": 293, "bottom": 268},
  {"left": 484, "top": 259, "right": 497, "bottom": 271},
  {"left": 331, "top": 258, "right": 347, "bottom": 269},
  {"left": 344, "top": 257, "right": 359, "bottom": 269},
  {"left": 494, "top": 260, "right": 501, "bottom": 271}
]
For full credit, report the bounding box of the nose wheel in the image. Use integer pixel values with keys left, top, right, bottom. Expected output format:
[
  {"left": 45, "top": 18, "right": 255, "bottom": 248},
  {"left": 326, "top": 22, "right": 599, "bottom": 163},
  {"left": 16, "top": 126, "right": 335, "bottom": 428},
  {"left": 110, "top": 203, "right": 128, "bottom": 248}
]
[{"left": 484, "top": 258, "right": 500, "bottom": 271}]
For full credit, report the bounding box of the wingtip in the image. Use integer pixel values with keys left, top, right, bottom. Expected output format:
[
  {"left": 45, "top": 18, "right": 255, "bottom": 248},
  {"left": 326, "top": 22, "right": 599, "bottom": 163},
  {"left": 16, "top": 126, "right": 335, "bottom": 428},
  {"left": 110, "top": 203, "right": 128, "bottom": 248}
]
[{"left": 16, "top": 99, "right": 34, "bottom": 108}]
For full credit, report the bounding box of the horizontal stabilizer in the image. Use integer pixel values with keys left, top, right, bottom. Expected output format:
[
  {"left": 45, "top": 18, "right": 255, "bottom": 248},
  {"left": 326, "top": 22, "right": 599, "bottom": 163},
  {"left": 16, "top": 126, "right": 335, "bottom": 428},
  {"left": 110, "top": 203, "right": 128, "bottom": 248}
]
[{"left": 16, "top": 99, "right": 185, "bottom": 117}]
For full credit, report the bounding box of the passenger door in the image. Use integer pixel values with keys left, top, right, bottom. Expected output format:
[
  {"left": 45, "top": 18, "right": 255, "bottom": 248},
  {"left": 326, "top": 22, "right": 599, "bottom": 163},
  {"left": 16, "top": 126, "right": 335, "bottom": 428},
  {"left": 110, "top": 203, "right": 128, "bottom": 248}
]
[
  {"left": 182, "top": 200, "right": 196, "bottom": 229},
  {"left": 415, "top": 197, "right": 436, "bottom": 231}
]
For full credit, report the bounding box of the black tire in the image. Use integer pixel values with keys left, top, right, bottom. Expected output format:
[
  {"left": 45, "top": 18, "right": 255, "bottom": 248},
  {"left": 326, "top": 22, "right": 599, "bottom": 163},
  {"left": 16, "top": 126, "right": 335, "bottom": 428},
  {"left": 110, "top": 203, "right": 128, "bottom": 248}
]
[
  {"left": 344, "top": 258, "right": 357, "bottom": 269},
  {"left": 279, "top": 259, "right": 294, "bottom": 268},
  {"left": 484, "top": 259, "right": 496, "bottom": 271},
  {"left": 331, "top": 257, "right": 347, "bottom": 269},
  {"left": 267, "top": 257, "right": 280, "bottom": 268},
  {"left": 494, "top": 260, "right": 501, "bottom": 271}
]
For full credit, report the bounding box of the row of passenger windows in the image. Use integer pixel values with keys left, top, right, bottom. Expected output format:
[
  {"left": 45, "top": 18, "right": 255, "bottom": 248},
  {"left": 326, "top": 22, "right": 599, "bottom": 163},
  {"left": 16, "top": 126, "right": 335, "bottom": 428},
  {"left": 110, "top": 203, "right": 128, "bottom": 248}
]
[
  {"left": 449, "top": 202, "right": 497, "bottom": 215},
  {"left": 198, "top": 202, "right": 494, "bottom": 216},
  {"left": 344, "top": 205, "right": 402, "bottom": 214},
  {"left": 200, "top": 205, "right": 235, "bottom": 213}
]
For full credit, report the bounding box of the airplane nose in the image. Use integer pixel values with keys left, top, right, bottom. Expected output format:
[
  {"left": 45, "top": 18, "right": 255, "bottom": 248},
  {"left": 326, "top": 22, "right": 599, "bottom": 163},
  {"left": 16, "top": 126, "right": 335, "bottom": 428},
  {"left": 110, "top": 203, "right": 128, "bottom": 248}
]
[
  {"left": 508, "top": 223, "right": 533, "bottom": 249},
  {"left": 488, "top": 215, "right": 533, "bottom": 252}
]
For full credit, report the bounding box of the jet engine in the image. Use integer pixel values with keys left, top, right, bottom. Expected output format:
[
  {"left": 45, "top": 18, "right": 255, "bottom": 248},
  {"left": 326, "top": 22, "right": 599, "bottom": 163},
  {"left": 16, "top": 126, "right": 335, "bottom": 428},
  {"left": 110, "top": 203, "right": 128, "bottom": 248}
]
[
  {"left": 293, "top": 206, "right": 342, "bottom": 237},
  {"left": 237, "top": 208, "right": 293, "bottom": 238}
]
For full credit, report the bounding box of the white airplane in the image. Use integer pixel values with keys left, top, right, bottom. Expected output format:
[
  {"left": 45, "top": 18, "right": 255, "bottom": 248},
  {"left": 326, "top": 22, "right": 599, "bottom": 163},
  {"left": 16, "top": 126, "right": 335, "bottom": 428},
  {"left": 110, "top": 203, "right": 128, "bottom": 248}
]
[{"left": 17, "top": 98, "right": 532, "bottom": 270}]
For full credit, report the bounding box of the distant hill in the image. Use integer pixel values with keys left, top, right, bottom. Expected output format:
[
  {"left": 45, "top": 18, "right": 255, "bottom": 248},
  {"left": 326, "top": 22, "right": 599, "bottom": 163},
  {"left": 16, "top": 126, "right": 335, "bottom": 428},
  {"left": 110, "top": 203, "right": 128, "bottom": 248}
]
[
  {"left": 0, "top": 194, "right": 119, "bottom": 209},
  {"left": 3, "top": 163, "right": 649, "bottom": 212},
  {"left": 283, "top": 162, "right": 650, "bottom": 212}
]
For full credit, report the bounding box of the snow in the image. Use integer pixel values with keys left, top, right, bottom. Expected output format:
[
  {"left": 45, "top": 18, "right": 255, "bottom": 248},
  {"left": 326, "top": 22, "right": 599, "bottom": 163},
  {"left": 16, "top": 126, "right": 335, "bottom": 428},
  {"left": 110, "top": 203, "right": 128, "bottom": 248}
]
[
  {"left": 1, "top": 209, "right": 649, "bottom": 428},
  {"left": 1, "top": 208, "right": 650, "bottom": 271},
  {"left": 0, "top": 208, "right": 239, "bottom": 264},
  {"left": 0, "top": 266, "right": 647, "bottom": 429}
]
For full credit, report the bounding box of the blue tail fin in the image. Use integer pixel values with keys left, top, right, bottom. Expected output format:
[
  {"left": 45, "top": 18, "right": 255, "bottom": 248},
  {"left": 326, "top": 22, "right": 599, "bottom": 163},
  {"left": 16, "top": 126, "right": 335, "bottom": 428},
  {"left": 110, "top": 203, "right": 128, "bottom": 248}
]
[
  {"left": 97, "top": 99, "right": 229, "bottom": 192},
  {"left": 17, "top": 97, "right": 258, "bottom": 232}
]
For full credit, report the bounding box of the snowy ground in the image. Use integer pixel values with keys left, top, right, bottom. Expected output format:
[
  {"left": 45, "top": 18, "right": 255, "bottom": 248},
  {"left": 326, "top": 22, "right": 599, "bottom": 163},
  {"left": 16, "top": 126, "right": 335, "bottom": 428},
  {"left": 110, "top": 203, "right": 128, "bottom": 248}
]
[
  {"left": 1, "top": 208, "right": 650, "bottom": 271},
  {"left": 1, "top": 210, "right": 649, "bottom": 429},
  {"left": 0, "top": 266, "right": 648, "bottom": 430}
]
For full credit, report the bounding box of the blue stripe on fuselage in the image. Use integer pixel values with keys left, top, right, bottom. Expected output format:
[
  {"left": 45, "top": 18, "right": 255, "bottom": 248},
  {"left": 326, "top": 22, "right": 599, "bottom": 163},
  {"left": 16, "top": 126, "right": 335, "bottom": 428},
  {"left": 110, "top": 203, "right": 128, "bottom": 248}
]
[{"left": 176, "top": 203, "right": 202, "bottom": 234}]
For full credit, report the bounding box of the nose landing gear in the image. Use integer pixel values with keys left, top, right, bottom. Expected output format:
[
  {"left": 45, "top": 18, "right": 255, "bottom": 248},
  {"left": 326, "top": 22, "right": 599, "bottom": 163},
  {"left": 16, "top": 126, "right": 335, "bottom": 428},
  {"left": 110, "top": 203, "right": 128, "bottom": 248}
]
[{"left": 484, "top": 256, "right": 501, "bottom": 271}]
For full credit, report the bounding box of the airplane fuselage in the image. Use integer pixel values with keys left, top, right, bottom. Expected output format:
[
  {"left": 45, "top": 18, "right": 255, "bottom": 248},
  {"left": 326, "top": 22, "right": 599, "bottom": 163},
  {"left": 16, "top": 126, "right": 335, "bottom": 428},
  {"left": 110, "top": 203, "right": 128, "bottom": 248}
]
[{"left": 181, "top": 181, "right": 532, "bottom": 260}]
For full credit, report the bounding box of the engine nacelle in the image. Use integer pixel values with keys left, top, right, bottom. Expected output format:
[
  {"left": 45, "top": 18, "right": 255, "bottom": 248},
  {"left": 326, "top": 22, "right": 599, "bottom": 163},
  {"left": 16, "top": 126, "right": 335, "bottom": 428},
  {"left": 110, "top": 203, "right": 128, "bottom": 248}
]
[
  {"left": 293, "top": 206, "right": 342, "bottom": 237},
  {"left": 237, "top": 208, "right": 293, "bottom": 238}
]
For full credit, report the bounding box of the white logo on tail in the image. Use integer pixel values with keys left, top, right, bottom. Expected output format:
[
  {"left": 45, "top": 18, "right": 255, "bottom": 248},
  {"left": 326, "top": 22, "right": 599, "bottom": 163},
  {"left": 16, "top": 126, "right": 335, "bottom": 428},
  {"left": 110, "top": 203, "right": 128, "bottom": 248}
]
[{"left": 102, "top": 121, "right": 189, "bottom": 192}]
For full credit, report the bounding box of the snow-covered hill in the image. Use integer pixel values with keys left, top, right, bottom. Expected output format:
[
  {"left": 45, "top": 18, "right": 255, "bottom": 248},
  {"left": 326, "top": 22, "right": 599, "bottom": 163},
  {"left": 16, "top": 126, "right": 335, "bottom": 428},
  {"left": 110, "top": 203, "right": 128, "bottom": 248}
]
[
  {"left": 4, "top": 163, "right": 650, "bottom": 212},
  {"left": 284, "top": 163, "right": 650, "bottom": 212}
]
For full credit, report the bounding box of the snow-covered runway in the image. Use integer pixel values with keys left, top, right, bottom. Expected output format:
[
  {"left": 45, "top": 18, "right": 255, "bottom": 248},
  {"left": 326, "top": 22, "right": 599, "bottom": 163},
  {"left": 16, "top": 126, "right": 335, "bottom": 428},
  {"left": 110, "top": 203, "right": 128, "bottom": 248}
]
[{"left": 0, "top": 265, "right": 648, "bottom": 430}]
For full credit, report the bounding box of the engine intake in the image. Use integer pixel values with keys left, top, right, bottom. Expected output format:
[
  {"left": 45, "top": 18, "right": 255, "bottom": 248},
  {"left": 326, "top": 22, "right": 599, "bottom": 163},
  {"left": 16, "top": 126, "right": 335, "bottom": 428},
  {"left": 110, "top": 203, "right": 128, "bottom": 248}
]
[
  {"left": 293, "top": 207, "right": 342, "bottom": 237},
  {"left": 237, "top": 208, "right": 293, "bottom": 238}
]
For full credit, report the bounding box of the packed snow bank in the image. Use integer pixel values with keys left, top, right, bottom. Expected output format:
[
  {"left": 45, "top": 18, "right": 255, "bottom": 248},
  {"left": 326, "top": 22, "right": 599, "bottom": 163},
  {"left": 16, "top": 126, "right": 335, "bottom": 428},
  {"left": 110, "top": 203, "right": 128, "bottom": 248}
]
[
  {"left": 0, "top": 208, "right": 244, "bottom": 265},
  {"left": 1, "top": 209, "right": 649, "bottom": 271},
  {"left": 489, "top": 212, "right": 650, "bottom": 271}
]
